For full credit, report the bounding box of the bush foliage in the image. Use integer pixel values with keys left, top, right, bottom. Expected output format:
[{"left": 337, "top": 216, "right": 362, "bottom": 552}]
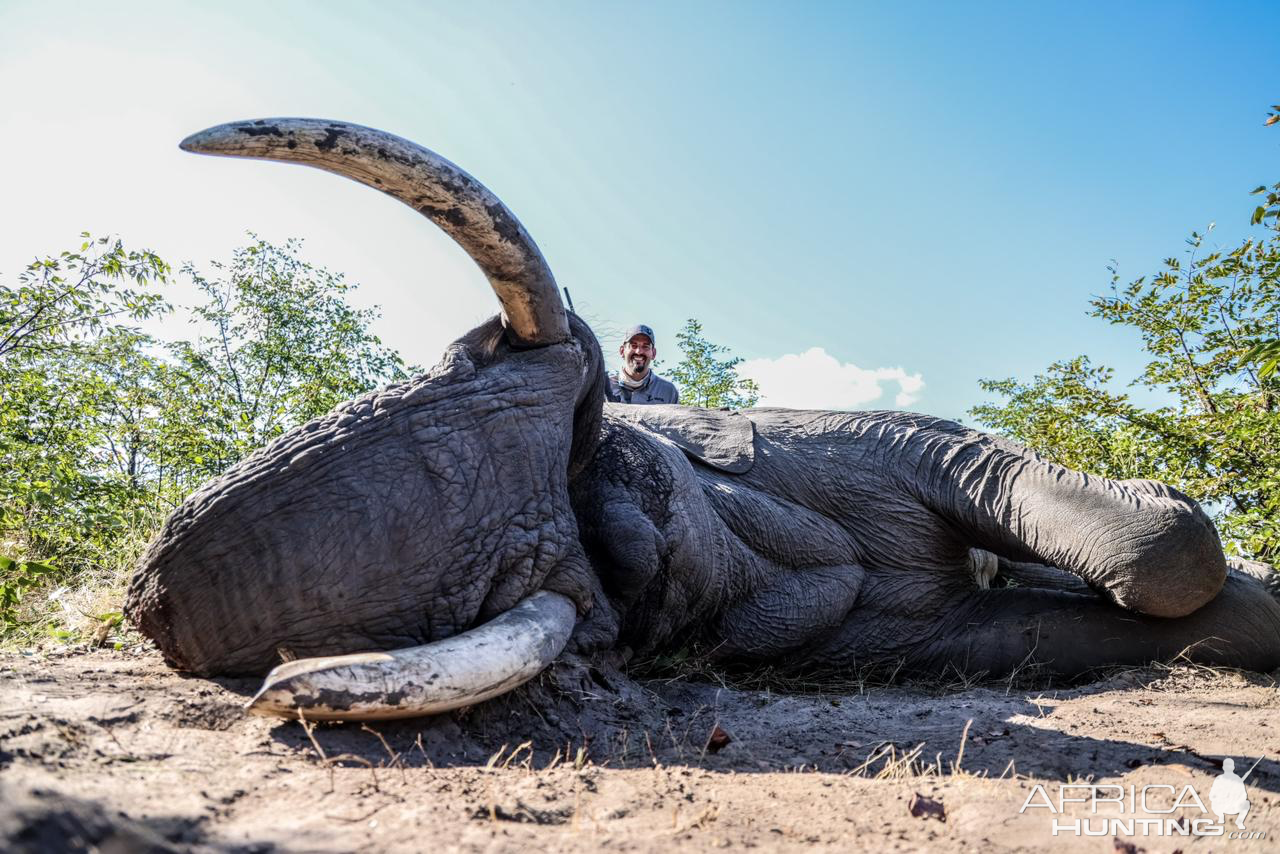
[
  {"left": 973, "top": 110, "right": 1280, "bottom": 561},
  {"left": 0, "top": 236, "right": 408, "bottom": 641},
  {"left": 670, "top": 318, "right": 760, "bottom": 409}
]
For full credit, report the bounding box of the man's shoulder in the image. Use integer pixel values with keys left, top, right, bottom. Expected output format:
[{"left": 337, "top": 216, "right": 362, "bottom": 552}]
[
  {"left": 649, "top": 373, "right": 676, "bottom": 392},
  {"left": 649, "top": 373, "right": 680, "bottom": 402},
  {"left": 606, "top": 370, "right": 679, "bottom": 404}
]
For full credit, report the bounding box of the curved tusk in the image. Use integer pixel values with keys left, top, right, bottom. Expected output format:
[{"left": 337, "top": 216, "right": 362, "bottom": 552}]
[
  {"left": 179, "top": 118, "right": 569, "bottom": 348},
  {"left": 245, "top": 591, "right": 577, "bottom": 721}
]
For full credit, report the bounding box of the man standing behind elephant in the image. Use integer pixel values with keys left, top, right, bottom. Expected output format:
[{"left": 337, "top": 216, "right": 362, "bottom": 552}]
[{"left": 606, "top": 324, "right": 680, "bottom": 405}]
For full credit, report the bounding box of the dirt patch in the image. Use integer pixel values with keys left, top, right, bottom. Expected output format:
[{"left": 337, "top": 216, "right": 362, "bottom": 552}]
[{"left": 2, "top": 648, "right": 1278, "bottom": 851}]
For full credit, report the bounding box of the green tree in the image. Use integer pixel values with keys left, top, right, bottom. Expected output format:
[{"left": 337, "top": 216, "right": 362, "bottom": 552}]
[
  {"left": 0, "top": 237, "right": 170, "bottom": 627},
  {"left": 1241, "top": 103, "right": 1280, "bottom": 378},
  {"left": 166, "top": 237, "right": 411, "bottom": 474},
  {"left": 0, "top": 235, "right": 169, "bottom": 361},
  {"left": 669, "top": 318, "right": 760, "bottom": 409},
  {"left": 972, "top": 122, "right": 1280, "bottom": 559},
  {"left": 1, "top": 235, "right": 411, "bottom": 639}
]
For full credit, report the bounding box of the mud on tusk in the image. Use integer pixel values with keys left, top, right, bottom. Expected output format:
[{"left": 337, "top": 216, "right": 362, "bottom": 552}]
[{"left": 246, "top": 591, "right": 577, "bottom": 721}]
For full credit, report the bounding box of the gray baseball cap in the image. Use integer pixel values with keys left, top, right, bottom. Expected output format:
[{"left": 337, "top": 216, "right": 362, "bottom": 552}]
[{"left": 622, "top": 324, "right": 655, "bottom": 344}]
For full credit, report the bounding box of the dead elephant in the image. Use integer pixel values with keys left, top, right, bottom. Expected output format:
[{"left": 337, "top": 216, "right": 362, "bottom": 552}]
[{"left": 125, "top": 119, "right": 1280, "bottom": 721}]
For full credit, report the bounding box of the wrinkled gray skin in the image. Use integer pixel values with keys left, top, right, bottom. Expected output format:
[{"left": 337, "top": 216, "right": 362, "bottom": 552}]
[{"left": 125, "top": 119, "right": 1280, "bottom": 683}]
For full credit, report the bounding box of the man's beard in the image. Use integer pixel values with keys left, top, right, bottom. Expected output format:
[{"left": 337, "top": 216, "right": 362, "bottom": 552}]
[{"left": 624, "top": 357, "right": 650, "bottom": 378}]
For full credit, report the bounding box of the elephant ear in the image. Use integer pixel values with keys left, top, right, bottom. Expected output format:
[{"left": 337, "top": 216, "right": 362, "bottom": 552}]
[{"left": 606, "top": 403, "right": 755, "bottom": 474}]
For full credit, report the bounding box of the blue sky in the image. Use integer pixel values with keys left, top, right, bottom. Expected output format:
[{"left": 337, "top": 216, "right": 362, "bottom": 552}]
[{"left": 1, "top": 1, "right": 1277, "bottom": 420}]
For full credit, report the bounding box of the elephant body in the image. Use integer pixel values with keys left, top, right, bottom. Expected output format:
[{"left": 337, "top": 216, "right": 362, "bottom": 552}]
[
  {"left": 124, "top": 119, "right": 1280, "bottom": 717},
  {"left": 127, "top": 314, "right": 1280, "bottom": 681},
  {"left": 573, "top": 404, "right": 1280, "bottom": 677}
]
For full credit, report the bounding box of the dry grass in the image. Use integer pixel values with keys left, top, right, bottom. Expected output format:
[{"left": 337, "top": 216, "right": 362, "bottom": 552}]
[
  {"left": 629, "top": 643, "right": 917, "bottom": 698},
  {"left": 834, "top": 716, "right": 1022, "bottom": 781},
  {"left": 628, "top": 633, "right": 1278, "bottom": 704},
  {"left": 2, "top": 517, "right": 158, "bottom": 651}
]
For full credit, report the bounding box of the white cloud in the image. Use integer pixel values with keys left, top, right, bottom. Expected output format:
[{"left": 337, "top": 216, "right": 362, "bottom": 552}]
[{"left": 738, "top": 347, "right": 925, "bottom": 410}]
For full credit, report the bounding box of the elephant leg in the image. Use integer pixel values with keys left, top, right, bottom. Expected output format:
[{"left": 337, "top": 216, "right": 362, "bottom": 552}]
[
  {"left": 798, "top": 568, "right": 1280, "bottom": 678},
  {"left": 1228, "top": 557, "right": 1280, "bottom": 601},
  {"left": 988, "top": 553, "right": 1280, "bottom": 607},
  {"left": 713, "top": 562, "right": 867, "bottom": 660},
  {"left": 910, "top": 427, "right": 1226, "bottom": 618},
  {"left": 991, "top": 555, "right": 1091, "bottom": 594},
  {"left": 927, "top": 569, "right": 1280, "bottom": 676}
]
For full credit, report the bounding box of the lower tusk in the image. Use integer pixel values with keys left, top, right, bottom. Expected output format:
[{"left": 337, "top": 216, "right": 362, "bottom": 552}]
[{"left": 245, "top": 591, "right": 577, "bottom": 721}]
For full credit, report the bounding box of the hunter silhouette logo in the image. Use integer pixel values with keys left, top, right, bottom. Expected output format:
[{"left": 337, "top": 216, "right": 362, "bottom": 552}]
[
  {"left": 1019, "top": 754, "right": 1267, "bottom": 840},
  {"left": 1210, "top": 757, "right": 1259, "bottom": 829}
]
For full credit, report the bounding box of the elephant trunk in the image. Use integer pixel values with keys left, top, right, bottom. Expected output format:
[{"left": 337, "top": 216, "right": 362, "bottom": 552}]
[
  {"left": 179, "top": 118, "right": 569, "bottom": 348},
  {"left": 924, "top": 432, "right": 1226, "bottom": 618}
]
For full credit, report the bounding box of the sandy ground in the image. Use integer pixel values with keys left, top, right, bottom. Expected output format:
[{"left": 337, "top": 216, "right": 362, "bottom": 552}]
[{"left": 2, "top": 647, "right": 1278, "bottom": 852}]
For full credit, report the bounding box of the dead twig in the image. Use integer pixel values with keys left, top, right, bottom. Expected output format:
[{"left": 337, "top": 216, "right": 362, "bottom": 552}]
[
  {"left": 413, "top": 732, "right": 435, "bottom": 770},
  {"left": 325, "top": 801, "right": 391, "bottom": 823},
  {"left": 297, "top": 710, "right": 380, "bottom": 793},
  {"left": 361, "top": 723, "right": 407, "bottom": 785},
  {"left": 953, "top": 718, "right": 973, "bottom": 774}
]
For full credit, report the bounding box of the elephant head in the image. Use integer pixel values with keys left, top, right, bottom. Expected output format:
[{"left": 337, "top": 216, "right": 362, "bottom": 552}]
[
  {"left": 126, "top": 119, "right": 1280, "bottom": 722},
  {"left": 125, "top": 120, "right": 610, "bottom": 714}
]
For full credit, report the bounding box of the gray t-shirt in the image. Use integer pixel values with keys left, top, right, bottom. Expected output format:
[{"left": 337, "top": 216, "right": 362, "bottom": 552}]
[{"left": 606, "top": 370, "right": 680, "bottom": 405}]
